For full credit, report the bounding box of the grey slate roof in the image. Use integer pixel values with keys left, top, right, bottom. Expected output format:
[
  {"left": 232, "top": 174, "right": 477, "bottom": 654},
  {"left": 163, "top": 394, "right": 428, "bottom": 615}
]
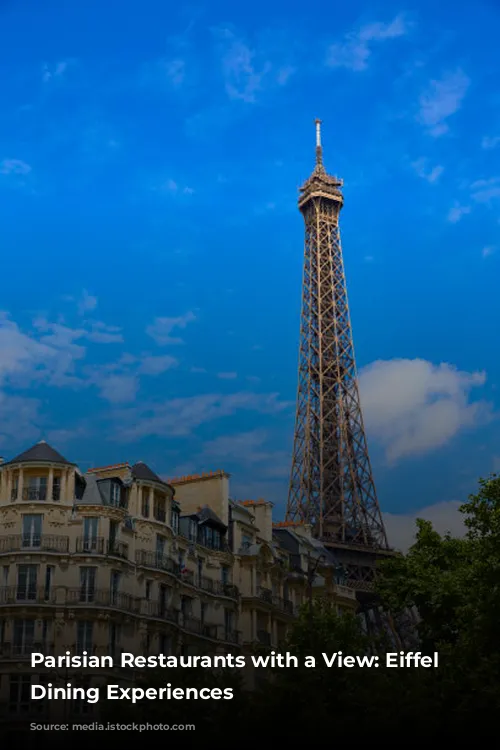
[
  {"left": 197, "top": 505, "right": 226, "bottom": 528},
  {"left": 77, "top": 474, "right": 104, "bottom": 505},
  {"left": 131, "top": 462, "right": 167, "bottom": 485},
  {"left": 6, "top": 440, "right": 73, "bottom": 466}
]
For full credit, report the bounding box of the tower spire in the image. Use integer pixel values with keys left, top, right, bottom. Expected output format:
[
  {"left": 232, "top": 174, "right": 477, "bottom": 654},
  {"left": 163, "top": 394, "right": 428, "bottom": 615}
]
[
  {"left": 315, "top": 118, "right": 323, "bottom": 167},
  {"left": 287, "top": 120, "right": 392, "bottom": 590}
]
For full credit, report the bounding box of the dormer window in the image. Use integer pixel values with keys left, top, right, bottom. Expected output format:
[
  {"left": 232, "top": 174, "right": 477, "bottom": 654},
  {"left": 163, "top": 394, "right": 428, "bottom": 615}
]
[
  {"left": 110, "top": 483, "right": 121, "bottom": 507},
  {"left": 171, "top": 507, "right": 179, "bottom": 534},
  {"left": 188, "top": 519, "right": 197, "bottom": 543}
]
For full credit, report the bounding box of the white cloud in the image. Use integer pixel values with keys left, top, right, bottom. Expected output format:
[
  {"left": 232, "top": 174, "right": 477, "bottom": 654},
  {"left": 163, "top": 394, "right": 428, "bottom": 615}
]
[
  {"left": 97, "top": 374, "right": 138, "bottom": 404},
  {"left": 411, "top": 158, "right": 444, "bottom": 183},
  {"left": 0, "top": 159, "right": 31, "bottom": 175},
  {"left": 447, "top": 203, "right": 471, "bottom": 223},
  {"left": 213, "top": 27, "right": 293, "bottom": 103},
  {"left": 146, "top": 312, "right": 196, "bottom": 345},
  {"left": 42, "top": 60, "right": 71, "bottom": 83},
  {"left": 358, "top": 358, "right": 492, "bottom": 463},
  {"left": 138, "top": 355, "right": 178, "bottom": 375},
  {"left": 217, "top": 371, "right": 238, "bottom": 380},
  {"left": 471, "top": 176, "right": 500, "bottom": 204},
  {"left": 326, "top": 15, "right": 410, "bottom": 71},
  {"left": 78, "top": 290, "right": 97, "bottom": 315},
  {"left": 482, "top": 246, "right": 496, "bottom": 258},
  {"left": 481, "top": 135, "right": 500, "bottom": 150},
  {"left": 384, "top": 501, "right": 466, "bottom": 552},
  {"left": 418, "top": 69, "right": 470, "bottom": 136}
]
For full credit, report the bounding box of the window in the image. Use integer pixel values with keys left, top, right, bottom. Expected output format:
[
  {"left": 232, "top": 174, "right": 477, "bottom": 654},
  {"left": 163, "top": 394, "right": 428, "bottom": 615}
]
[
  {"left": 110, "top": 482, "right": 121, "bottom": 506},
  {"left": 27, "top": 476, "right": 47, "bottom": 501},
  {"left": 221, "top": 566, "right": 229, "bottom": 585},
  {"left": 3, "top": 566, "right": 9, "bottom": 586},
  {"left": 242, "top": 534, "right": 252, "bottom": 550},
  {"left": 16, "top": 565, "right": 37, "bottom": 601},
  {"left": 22, "top": 514, "right": 42, "bottom": 548},
  {"left": 13, "top": 619, "right": 35, "bottom": 655},
  {"left": 159, "top": 634, "right": 171, "bottom": 655},
  {"left": 110, "top": 571, "right": 120, "bottom": 605},
  {"left": 156, "top": 535, "right": 166, "bottom": 560},
  {"left": 181, "top": 597, "right": 192, "bottom": 617},
  {"left": 145, "top": 580, "right": 152, "bottom": 600},
  {"left": 200, "top": 602, "right": 206, "bottom": 624},
  {"left": 224, "top": 609, "right": 234, "bottom": 637},
  {"left": 197, "top": 557, "right": 203, "bottom": 582},
  {"left": 159, "top": 584, "right": 169, "bottom": 617},
  {"left": 109, "top": 623, "right": 120, "bottom": 656},
  {"left": 80, "top": 567, "right": 96, "bottom": 603},
  {"left": 9, "top": 675, "right": 31, "bottom": 713},
  {"left": 44, "top": 565, "right": 54, "bottom": 601},
  {"left": 141, "top": 492, "right": 149, "bottom": 518},
  {"left": 188, "top": 519, "right": 197, "bottom": 542},
  {"left": 213, "top": 530, "right": 221, "bottom": 550},
  {"left": 171, "top": 507, "right": 179, "bottom": 534},
  {"left": 76, "top": 621, "right": 93, "bottom": 653},
  {"left": 83, "top": 517, "right": 99, "bottom": 551},
  {"left": 52, "top": 475, "right": 61, "bottom": 501}
]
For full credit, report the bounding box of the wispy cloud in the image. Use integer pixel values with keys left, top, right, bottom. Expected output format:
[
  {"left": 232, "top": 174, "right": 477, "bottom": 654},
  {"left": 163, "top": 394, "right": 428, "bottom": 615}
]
[
  {"left": 470, "top": 176, "right": 500, "bottom": 204},
  {"left": 217, "top": 371, "right": 237, "bottom": 380},
  {"left": 418, "top": 69, "right": 470, "bottom": 137},
  {"left": 481, "top": 135, "right": 500, "bottom": 150},
  {"left": 447, "top": 203, "right": 471, "bottom": 223},
  {"left": 482, "top": 246, "right": 496, "bottom": 258},
  {"left": 42, "top": 60, "right": 72, "bottom": 83},
  {"left": 212, "top": 26, "right": 294, "bottom": 103},
  {"left": 411, "top": 158, "right": 444, "bottom": 183},
  {"left": 0, "top": 159, "right": 31, "bottom": 175},
  {"left": 78, "top": 290, "right": 98, "bottom": 315},
  {"left": 146, "top": 312, "right": 196, "bottom": 345},
  {"left": 326, "top": 15, "right": 410, "bottom": 71},
  {"left": 156, "top": 178, "right": 194, "bottom": 196}
]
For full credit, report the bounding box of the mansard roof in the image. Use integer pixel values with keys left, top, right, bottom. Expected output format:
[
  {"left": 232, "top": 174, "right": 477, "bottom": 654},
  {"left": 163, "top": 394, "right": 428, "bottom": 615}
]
[
  {"left": 131, "top": 461, "right": 168, "bottom": 485},
  {"left": 6, "top": 440, "right": 73, "bottom": 466}
]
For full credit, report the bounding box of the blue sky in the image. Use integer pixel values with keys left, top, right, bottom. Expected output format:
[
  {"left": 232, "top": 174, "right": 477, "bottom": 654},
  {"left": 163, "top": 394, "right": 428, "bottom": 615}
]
[{"left": 1, "top": 0, "right": 499, "bottom": 547}]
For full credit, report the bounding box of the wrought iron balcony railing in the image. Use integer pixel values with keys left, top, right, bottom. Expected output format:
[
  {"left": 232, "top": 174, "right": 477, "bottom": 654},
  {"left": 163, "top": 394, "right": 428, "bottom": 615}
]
[
  {"left": 198, "top": 577, "right": 239, "bottom": 599},
  {"left": 0, "top": 586, "right": 55, "bottom": 605},
  {"left": 76, "top": 537, "right": 105, "bottom": 554},
  {"left": 106, "top": 540, "right": 129, "bottom": 559},
  {"left": 141, "top": 600, "right": 179, "bottom": 624},
  {"left": 0, "top": 641, "right": 55, "bottom": 657},
  {"left": 65, "top": 588, "right": 140, "bottom": 614},
  {"left": 0, "top": 535, "right": 69, "bottom": 554},
  {"left": 135, "top": 549, "right": 180, "bottom": 576}
]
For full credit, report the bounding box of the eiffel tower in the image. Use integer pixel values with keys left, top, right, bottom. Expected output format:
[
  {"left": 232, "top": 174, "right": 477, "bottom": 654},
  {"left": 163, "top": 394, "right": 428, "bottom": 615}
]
[{"left": 286, "top": 120, "right": 393, "bottom": 591}]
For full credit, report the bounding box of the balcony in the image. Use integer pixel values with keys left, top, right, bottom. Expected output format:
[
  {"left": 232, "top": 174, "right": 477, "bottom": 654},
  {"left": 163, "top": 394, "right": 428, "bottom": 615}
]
[
  {"left": 0, "top": 641, "right": 55, "bottom": 658},
  {"left": 0, "top": 535, "right": 69, "bottom": 554},
  {"left": 273, "top": 596, "right": 295, "bottom": 615},
  {"left": 76, "top": 537, "right": 105, "bottom": 554},
  {"left": 141, "top": 600, "right": 179, "bottom": 624},
  {"left": 180, "top": 568, "right": 195, "bottom": 586},
  {"left": 135, "top": 549, "right": 180, "bottom": 576},
  {"left": 0, "top": 586, "right": 55, "bottom": 605},
  {"left": 65, "top": 588, "right": 140, "bottom": 614},
  {"left": 223, "top": 629, "right": 241, "bottom": 644},
  {"left": 182, "top": 615, "right": 218, "bottom": 639},
  {"left": 198, "top": 577, "right": 239, "bottom": 599},
  {"left": 106, "top": 540, "right": 128, "bottom": 559},
  {"left": 257, "top": 586, "right": 273, "bottom": 604}
]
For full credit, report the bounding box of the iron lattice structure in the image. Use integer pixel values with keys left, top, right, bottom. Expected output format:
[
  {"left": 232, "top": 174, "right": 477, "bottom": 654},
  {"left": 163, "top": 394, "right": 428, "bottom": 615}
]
[{"left": 286, "top": 121, "right": 391, "bottom": 587}]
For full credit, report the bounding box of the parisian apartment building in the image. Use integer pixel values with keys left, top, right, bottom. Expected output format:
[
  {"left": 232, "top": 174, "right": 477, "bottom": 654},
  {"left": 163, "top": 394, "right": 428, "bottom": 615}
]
[{"left": 0, "top": 440, "right": 357, "bottom": 718}]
